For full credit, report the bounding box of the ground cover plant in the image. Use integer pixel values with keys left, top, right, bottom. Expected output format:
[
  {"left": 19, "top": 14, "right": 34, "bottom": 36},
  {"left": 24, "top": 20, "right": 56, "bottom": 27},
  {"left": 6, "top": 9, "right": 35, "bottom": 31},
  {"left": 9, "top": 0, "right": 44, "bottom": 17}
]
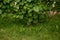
[
  {"left": 0, "top": 0, "right": 60, "bottom": 40},
  {"left": 0, "top": 0, "right": 60, "bottom": 25},
  {"left": 0, "top": 14, "right": 60, "bottom": 40}
]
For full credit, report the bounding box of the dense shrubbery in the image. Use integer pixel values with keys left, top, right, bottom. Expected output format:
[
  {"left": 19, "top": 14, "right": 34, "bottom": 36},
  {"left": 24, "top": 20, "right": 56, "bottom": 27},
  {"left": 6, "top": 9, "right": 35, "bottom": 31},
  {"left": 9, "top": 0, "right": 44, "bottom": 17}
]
[{"left": 0, "top": 0, "right": 60, "bottom": 25}]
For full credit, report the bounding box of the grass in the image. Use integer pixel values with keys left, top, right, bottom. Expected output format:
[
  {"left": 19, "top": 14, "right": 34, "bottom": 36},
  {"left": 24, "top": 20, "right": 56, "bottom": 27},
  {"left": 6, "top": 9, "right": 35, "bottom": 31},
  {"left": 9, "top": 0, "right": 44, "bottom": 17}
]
[{"left": 0, "top": 14, "right": 60, "bottom": 40}]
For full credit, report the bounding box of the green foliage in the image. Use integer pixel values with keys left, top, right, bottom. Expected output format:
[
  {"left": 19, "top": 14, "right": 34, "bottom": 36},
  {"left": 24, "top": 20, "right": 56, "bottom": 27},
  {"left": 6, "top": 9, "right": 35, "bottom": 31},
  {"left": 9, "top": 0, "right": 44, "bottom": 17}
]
[
  {"left": 0, "top": 0, "right": 60, "bottom": 25},
  {"left": 0, "top": 9, "right": 2, "bottom": 14}
]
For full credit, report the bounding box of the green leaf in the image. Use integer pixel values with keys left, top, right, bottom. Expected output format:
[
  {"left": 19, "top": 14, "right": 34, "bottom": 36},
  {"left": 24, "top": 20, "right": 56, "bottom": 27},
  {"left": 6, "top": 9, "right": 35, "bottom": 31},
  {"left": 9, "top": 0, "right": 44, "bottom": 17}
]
[
  {"left": 28, "top": 18, "right": 33, "bottom": 22},
  {"left": 3, "top": 0, "right": 11, "bottom": 3},
  {"left": 15, "top": 0, "right": 21, "bottom": 2},
  {"left": 33, "top": 6, "right": 40, "bottom": 12},
  {"left": 20, "top": 15, "right": 23, "bottom": 19},
  {"left": 27, "top": 0, "right": 32, "bottom": 2},
  {"left": 0, "top": 10, "right": 2, "bottom": 14}
]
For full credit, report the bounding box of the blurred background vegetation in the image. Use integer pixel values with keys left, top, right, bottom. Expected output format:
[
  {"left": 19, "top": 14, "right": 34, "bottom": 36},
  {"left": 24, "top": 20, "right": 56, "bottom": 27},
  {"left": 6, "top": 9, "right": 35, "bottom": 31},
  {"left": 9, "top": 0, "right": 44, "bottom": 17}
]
[
  {"left": 0, "top": 0, "right": 60, "bottom": 40},
  {"left": 0, "top": 0, "right": 60, "bottom": 25}
]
